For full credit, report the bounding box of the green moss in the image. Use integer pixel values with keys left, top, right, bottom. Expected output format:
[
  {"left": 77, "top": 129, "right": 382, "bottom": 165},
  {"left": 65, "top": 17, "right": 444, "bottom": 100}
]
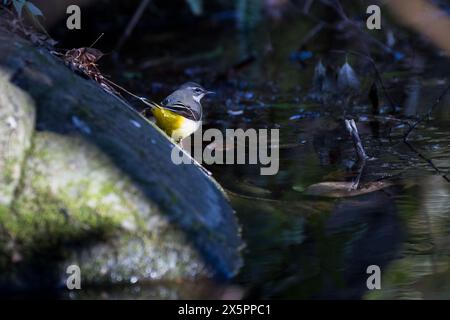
[
  {"left": 2, "top": 160, "right": 15, "bottom": 186},
  {"left": 1, "top": 131, "right": 141, "bottom": 255},
  {"left": 0, "top": 205, "right": 7, "bottom": 220},
  {"left": 0, "top": 205, "right": 13, "bottom": 269},
  {"left": 4, "top": 188, "right": 117, "bottom": 252}
]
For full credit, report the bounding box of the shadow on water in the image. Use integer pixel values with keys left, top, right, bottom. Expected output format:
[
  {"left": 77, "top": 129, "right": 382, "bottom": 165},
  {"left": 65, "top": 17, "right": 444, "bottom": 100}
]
[
  {"left": 230, "top": 187, "right": 403, "bottom": 299},
  {"left": 100, "top": 10, "right": 450, "bottom": 299}
]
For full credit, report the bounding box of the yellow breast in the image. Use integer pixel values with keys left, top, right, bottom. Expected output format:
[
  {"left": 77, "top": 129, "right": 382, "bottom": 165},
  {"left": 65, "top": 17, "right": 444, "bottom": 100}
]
[{"left": 151, "top": 107, "right": 199, "bottom": 142}]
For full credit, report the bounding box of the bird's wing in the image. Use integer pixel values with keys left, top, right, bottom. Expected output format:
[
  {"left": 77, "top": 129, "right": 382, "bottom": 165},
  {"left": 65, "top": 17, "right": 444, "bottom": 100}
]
[
  {"left": 161, "top": 101, "right": 201, "bottom": 122},
  {"left": 140, "top": 97, "right": 200, "bottom": 121}
]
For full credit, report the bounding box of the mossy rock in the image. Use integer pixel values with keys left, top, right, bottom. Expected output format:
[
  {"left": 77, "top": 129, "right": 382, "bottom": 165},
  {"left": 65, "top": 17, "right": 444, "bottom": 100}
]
[{"left": 0, "top": 26, "right": 242, "bottom": 294}]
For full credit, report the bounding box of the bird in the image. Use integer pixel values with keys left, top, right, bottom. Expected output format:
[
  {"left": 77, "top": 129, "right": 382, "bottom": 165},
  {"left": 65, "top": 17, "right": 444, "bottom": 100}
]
[{"left": 142, "top": 82, "right": 214, "bottom": 143}]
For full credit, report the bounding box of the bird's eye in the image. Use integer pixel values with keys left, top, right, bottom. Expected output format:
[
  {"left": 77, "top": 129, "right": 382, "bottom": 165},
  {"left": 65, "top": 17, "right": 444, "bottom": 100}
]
[{"left": 194, "top": 88, "right": 203, "bottom": 94}]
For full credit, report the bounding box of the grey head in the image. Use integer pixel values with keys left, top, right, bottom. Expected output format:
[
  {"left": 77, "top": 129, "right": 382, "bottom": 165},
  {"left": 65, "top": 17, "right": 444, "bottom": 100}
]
[
  {"left": 176, "top": 82, "right": 214, "bottom": 103},
  {"left": 161, "top": 82, "right": 214, "bottom": 121}
]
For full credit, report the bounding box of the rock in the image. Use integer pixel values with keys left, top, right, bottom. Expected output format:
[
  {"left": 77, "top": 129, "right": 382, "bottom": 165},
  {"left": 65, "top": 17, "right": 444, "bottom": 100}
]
[
  {"left": 0, "top": 27, "right": 243, "bottom": 293},
  {"left": 0, "top": 66, "right": 35, "bottom": 207},
  {"left": 304, "top": 181, "right": 393, "bottom": 198}
]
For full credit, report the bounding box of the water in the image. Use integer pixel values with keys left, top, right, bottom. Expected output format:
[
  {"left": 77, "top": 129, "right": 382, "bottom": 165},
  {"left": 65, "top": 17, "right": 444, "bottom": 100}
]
[{"left": 105, "top": 16, "right": 450, "bottom": 299}]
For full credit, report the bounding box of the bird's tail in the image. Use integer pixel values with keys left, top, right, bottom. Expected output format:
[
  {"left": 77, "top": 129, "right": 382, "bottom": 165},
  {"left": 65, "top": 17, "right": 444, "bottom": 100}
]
[
  {"left": 139, "top": 97, "right": 161, "bottom": 118},
  {"left": 140, "top": 97, "right": 160, "bottom": 109}
]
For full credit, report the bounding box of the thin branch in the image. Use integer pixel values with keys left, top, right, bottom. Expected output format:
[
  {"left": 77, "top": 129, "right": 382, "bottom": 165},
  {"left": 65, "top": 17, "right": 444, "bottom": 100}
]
[
  {"left": 299, "top": 21, "right": 324, "bottom": 48},
  {"left": 400, "top": 83, "right": 450, "bottom": 183},
  {"left": 303, "top": 0, "right": 314, "bottom": 14},
  {"left": 115, "top": 0, "right": 151, "bottom": 53},
  {"left": 345, "top": 119, "right": 371, "bottom": 189},
  {"left": 345, "top": 119, "right": 370, "bottom": 162},
  {"left": 403, "top": 140, "right": 450, "bottom": 183},
  {"left": 403, "top": 83, "right": 450, "bottom": 141}
]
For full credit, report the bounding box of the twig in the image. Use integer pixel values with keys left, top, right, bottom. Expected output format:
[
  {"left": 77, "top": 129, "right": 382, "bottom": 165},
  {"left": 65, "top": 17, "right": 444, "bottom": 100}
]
[
  {"left": 345, "top": 119, "right": 371, "bottom": 189},
  {"left": 351, "top": 162, "right": 366, "bottom": 191},
  {"left": 89, "top": 33, "right": 105, "bottom": 48},
  {"left": 115, "top": 0, "right": 151, "bottom": 53},
  {"left": 303, "top": 0, "right": 314, "bottom": 14},
  {"left": 400, "top": 84, "right": 450, "bottom": 183},
  {"left": 403, "top": 83, "right": 450, "bottom": 141},
  {"left": 403, "top": 140, "right": 450, "bottom": 183},
  {"left": 345, "top": 119, "right": 370, "bottom": 162},
  {"left": 299, "top": 21, "right": 324, "bottom": 48}
]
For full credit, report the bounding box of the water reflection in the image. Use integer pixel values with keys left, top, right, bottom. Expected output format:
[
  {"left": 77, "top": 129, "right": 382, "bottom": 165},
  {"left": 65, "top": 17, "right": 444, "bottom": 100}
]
[{"left": 106, "top": 14, "right": 450, "bottom": 299}]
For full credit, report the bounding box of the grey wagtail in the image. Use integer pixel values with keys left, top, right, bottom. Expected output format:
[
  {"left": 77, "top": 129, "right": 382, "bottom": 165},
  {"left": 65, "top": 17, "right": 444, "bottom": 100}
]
[{"left": 142, "top": 82, "right": 214, "bottom": 143}]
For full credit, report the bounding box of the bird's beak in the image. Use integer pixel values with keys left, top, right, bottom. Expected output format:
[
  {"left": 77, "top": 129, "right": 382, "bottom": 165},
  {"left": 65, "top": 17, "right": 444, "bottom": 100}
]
[{"left": 205, "top": 90, "right": 215, "bottom": 95}]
